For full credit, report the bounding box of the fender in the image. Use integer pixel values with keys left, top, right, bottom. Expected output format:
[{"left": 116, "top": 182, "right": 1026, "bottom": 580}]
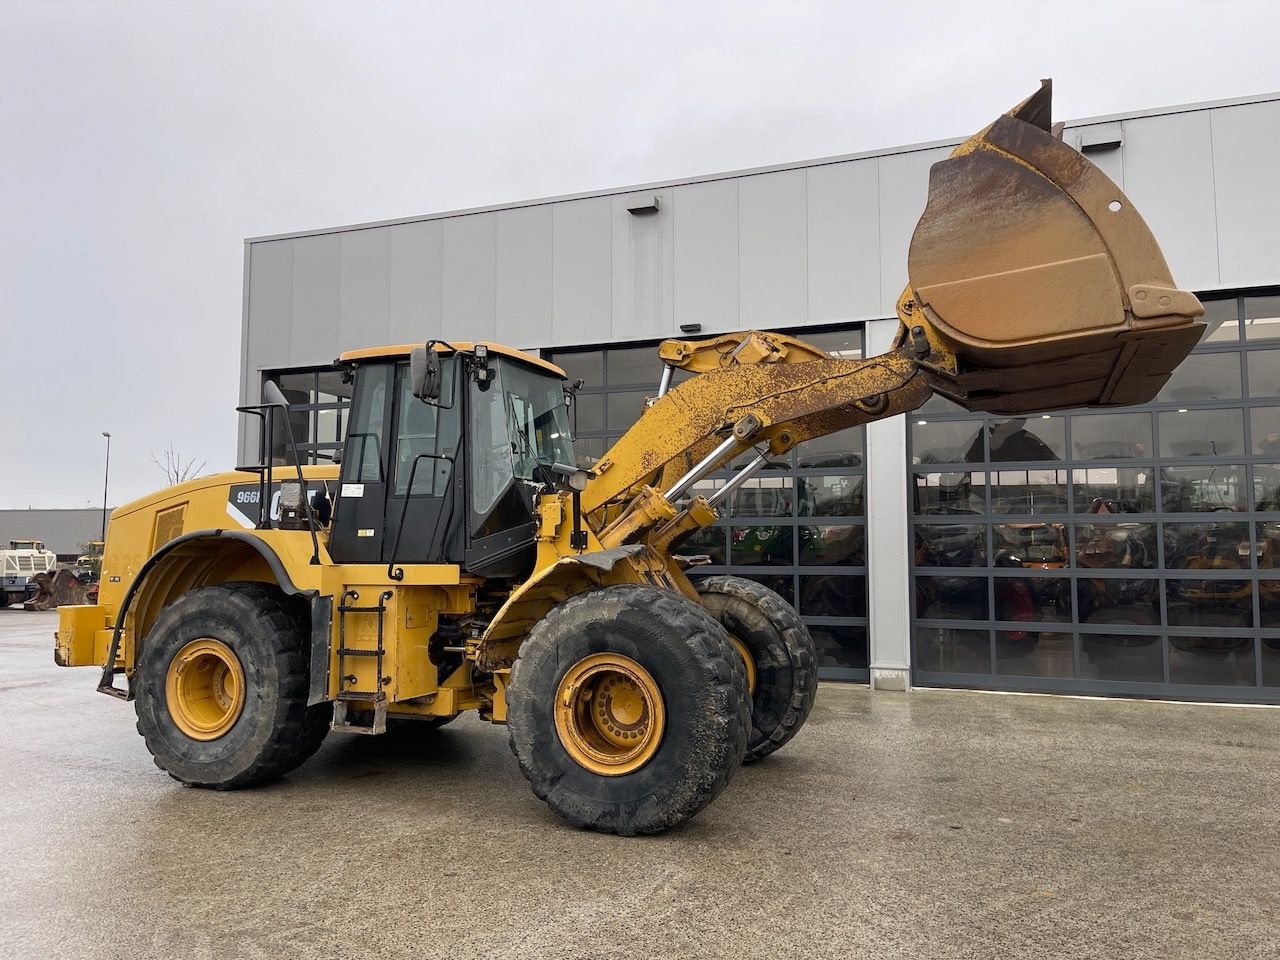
[{"left": 97, "top": 529, "right": 320, "bottom": 700}]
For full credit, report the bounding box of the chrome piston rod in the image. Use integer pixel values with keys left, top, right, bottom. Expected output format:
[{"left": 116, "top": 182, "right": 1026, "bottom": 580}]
[
  {"left": 664, "top": 435, "right": 740, "bottom": 502},
  {"left": 706, "top": 453, "right": 769, "bottom": 508}
]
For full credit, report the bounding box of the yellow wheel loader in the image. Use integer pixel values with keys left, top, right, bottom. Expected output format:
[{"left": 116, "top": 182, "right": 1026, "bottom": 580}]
[{"left": 54, "top": 82, "right": 1205, "bottom": 834}]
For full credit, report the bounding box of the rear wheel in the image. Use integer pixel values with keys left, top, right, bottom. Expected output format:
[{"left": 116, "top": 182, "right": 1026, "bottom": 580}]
[
  {"left": 134, "top": 582, "right": 330, "bottom": 789},
  {"left": 506, "top": 584, "right": 749, "bottom": 835},
  {"left": 695, "top": 576, "right": 817, "bottom": 763}
]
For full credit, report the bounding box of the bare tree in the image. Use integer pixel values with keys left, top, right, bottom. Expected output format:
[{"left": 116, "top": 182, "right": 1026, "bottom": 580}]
[{"left": 151, "top": 444, "right": 207, "bottom": 485}]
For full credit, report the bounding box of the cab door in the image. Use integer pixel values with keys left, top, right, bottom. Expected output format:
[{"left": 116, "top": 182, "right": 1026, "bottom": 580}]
[{"left": 329, "top": 363, "right": 394, "bottom": 564}]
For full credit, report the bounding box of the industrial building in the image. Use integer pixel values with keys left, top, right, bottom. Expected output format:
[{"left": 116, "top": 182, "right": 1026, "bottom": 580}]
[
  {"left": 238, "top": 91, "right": 1280, "bottom": 703},
  {"left": 0, "top": 509, "right": 109, "bottom": 562}
]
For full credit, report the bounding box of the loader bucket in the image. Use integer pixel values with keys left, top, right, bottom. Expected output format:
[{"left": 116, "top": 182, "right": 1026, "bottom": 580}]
[{"left": 906, "top": 79, "right": 1205, "bottom": 414}]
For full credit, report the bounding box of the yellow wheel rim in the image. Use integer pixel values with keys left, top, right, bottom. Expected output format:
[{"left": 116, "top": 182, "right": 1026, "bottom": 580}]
[
  {"left": 728, "top": 634, "right": 757, "bottom": 696},
  {"left": 164, "top": 638, "right": 246, "bottom": 741},
  {"left": 554, "top": 653, "right": 665, "bottom": 776}
]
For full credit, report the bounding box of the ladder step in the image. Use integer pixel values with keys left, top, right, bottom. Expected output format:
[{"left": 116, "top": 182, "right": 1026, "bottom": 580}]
[
  {"left": 335, "top": 648, "right": 379, "bottom": 657},
  {"left": 338, "top": 604, "right": 389, "bottom": 614}
]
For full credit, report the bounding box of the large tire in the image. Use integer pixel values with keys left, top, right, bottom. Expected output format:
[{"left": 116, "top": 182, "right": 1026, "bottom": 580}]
[
  {"left": 695, "top": 575, "right": 817, "bottom": 763},
  {"left": 134, "top": 582, "right": 330, "bottom": 789},
  {"left": 506, "top": 584, "right": 750, "bottom": 836}
]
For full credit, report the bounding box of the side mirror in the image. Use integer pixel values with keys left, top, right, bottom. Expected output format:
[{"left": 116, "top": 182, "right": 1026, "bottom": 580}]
[{"left": 410, "top": 343, "right": 441, "bottom": 401}]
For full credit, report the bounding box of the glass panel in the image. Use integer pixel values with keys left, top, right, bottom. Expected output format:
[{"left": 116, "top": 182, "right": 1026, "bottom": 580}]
[
  {"left": 1157, "top": 352, "right": 1242, "bottom": 402},
  {"left": 1250, "top": 407, "right": 1280, "bottom": 458},
  {"left": 1164, "top": 520, "right": 1250, "bottom": 571},
  {"left": 911, "top": 419, "right": 983, "bottom": 463},
  {"left": 991, "top": 523, "right": 1070, "bottom": 567},
  {"left": 1079, "top": 633, "right": 1163, "bottom": 682},
  {"left": 1243, "top": 294, "right": 1280, "bottom": 341},
  {"left": 571, "top": 394, "right": 605, "bottom": 434},
  {"left": 340, "top": 364, "right": 391, "bottom": 485},
  {"left": 606, "top": 345, "right": 660, "bottom": 386},
  {"left": 914, "top": 626, "right": 991, "bottom": 674},
  {"left": 730, "top": 526, "right": 793, "bottom": 565},
  {"left": 810, "top": 624, "right": 868, "bottom": 670},
  {"left": 988, "top": 416, "right": 1065, "bottom": 462},
  {"left": 1077, "top": 578, "right": 1160, "bottom": 624},
  {"left": 914, "top": 471, "right": 986, "bottom": 516},
  {"left": 1070, "top": 412, "right": 1152, "bottom": 460},
  {"left": 393, "top": 364, "right": 458, "bottom": 497},
  {"left": 729, "top": 474, "right": 793, "bottom": 518},
  {"left": 605, "top": 391, "right": 649, "bottom": 432},
  {"left": 572, "top": 436, "right": 607, "bottom": 469},
  {"left": 1169, "top": 638, "right": 1256, "bottom": 686},
  {"left": 503, "top": 361, "right": 576, "bottom": 479},
  {"left": 1255, "top": 463, "right": 1280, "bottom": 511},
  {"left": 275, "top": 371, "right": 314, "bottom": 404},
  {"left": 1257, "top": 521, "right": 1280, "bottom": 571},
  {"left": 916, "top": 393, "right": 967, "bottom": 416},
  {"left": 1262, "top": 638, "right": 1280, "bottom": 687},
  {"left": 1197, "top": 297, "right": 1240, "bottom": 343},
  {"left": 552, "top": 350, "right": 604, "bottom": 387},
  {"left": 316, "top": 407, "right": 344, "bottom": 445},
  {"left": 996, "top": 628, "right": 1072, "bottom": 678},
  {"left": 992, "top": 575, "right": 1071, "bottom": 622},
  {"left": 989, "top": 469, "right": 1069, "bottom": 515},
  {"left": 676, "top": 525, "right": 727, "bottom": 565},
  {"left": 1166, "top": 577, "right": 1253, "bottom": 628},
  {"left": 914, "top": 523, "right": 985, "bottom": 567},
  {"left": 794, "top": 426, "right": 864, "bottom": 468},
  {"left": 800, "top": 524, "right": 865, "bottom": 566},
  {"left": 915, "top": 575, "right": 989, "bottom": 620},
  {"left": 740, "top": 573, "right": 793, "bottom": 604},
  {"left": 797, "top": 474, "right": 864, "bottom": 517},
  {"left": 1158, "top": 409, "right": 1244, "bottom": 458},
  {"left": 1072, "top": 466, "right": 1155, "bottom": 513},
  {"left": 1247, "top": 349, "right": 1280, "bottom": 399},
  {"left": 1075, "top": 522, "right": 1157, "bottom": 569},
  {"left": 798, "top": 328, "right": 863, "bottom": 359},
  {"left": 315, "top": 369, "right": 352, "bottom": 403},
  {"left": 800, "top": 575, "right": 866, "bottom": 617},
  {"left": 1160, "top": 464, "right": 1247, "bottom": 512}
]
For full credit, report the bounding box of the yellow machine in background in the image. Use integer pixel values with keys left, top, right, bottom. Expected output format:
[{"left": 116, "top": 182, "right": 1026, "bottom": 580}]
[{"left": 55, "top": 82, "right": 1205, "bottom": 835}]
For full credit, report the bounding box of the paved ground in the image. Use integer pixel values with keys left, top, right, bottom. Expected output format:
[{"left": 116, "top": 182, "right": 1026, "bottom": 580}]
[{"left": 1, "top": 610, "right": 1278, "bottom": 959}]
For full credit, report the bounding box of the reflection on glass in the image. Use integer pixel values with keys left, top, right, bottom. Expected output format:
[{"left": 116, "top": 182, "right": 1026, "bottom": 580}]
[
  {"left": 606, "top": 346, "right": 660, "bottom": 386},
  {"left": 800, "top": 525, "right": 865, "bottom": 566},
  {"left": 1076, "top": 524, "right": 1157, "bottom": 569},
  {"left": 1158, "top": 409, "right": 1244, "bottom": 457},
  {"left": 1247, "top": 349, "right": 1280, "bottom": 398},
  {"left": 1166, "top": 577, "right": 1253, "bottom": 631},
  {"left": 1243, "top": 294, "right": 1280, "bottom": 341},
  {"left": 551, "top": 351, "right": 604, "bottom": 388},
  {"left": 993, "top": 576, "right": 1071, "bottom": 623},
  {"left": 1077, "top": 578, "right": 1159, "bottom": 624},
  {"left": 990, "top": 470, "right": 1068, "bottom": 515},
  {"left": 741, "top": 573, "right": 793, "bottom": 604},
  {"left": 1255, "top": 464, "right": 1280, "bottom": 510},
  {"left": 1198, "top": 297, "right": 1240, "bottom": 343},
  {"left": 914, "top": 524, "right": 985, "bottom": 567},
  {"left": 1157, "top": 352, "right": 1242, "bottom": 402},
  {"left": 1160, "top": 465, "right": 1246, "bottom": 512},
  {"left": 731, "top": 526, "right": 793, "bottom": 565},
  {"left": 912, "top": 419, "right": 983, "bottom": 464},
  {"left": 572, "top": 436, "right": 607, "bottom": 469},
  {"left": 1262, "top": 641, "right": 1280, "bottom": 687},
  {"left": 810, "top": 625, "right": 868, "bottom": 670},
  {"left": 915, "top": 575, "right": 989, "bottom": 620},
  {"left": 915, "top": 471, "right": 986, "bottom": 515},
  {"left": 1251, "top": 409, "right": 1280, "bottom": 456},
  {"left": 1164, "top": 521, "right": 1250, "bottom": 571},
  {"left": 795, "top": 426, "right": 864, "bottom": 468},
  {"left": 996, "top": 629, "right": 1072, "bottom": 678},
  {"left": 1257, "top": 521, "right": 1280, "bottom": 571},
  {"left": 992, "top": 523, "right": 1069, "bottom": 567},
  {"left": 729, "top": 474, "right": 793, "bottom": 518},
  {"left": 1079, "top": 632, "right": 1162, "bottom": 682},
  {"left": 1169, "top": 639, "right": 1255, "bottom": 686},
  {"left": 605, "top": 391, "right": 650, "bottom": 432},
  {"left": 801, "top": 329, "right": 864, "bottom": 359},
  {"left": 987, "top": 416, "right": 1065, "bottom": 461},
  {"left": 797, "top": 475, "right": 864, "bottom": 516},
  {"left": 1072, "top": 467, "right": 1155, "bottom": 513},
  {"left": 677, "top": 525, "right": 727, "bottom": 565},
  {"left": 914, "top": 626, "right": 991, "bottom": 675},
  {"left": 1070, "top": 412, "right": 1152, "bottom": 459},
  {"left": 572, "top": 395, "right": 605, "bottom": 434},
  {"left": 800, "top": 575, "right": 866, "bottom": 617}
]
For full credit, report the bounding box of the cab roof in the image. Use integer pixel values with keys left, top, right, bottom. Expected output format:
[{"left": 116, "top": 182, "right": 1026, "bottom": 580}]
[{"left": 337, "top": 341, "right": 566, "bottom": 379}]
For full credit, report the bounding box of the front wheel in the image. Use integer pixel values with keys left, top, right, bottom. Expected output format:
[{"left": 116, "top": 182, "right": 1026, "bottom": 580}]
[
  {"left": 506, "top": 584, "right": 750, "bottom": 836},
  {"left": 134, "top": 582, "right": 330, "bottom": 789}
]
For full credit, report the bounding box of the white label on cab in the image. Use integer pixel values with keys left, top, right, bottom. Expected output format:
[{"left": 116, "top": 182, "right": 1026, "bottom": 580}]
[
  {"left": 341, "top": 483, "right": 365, "bottom": 498},
  {"left": 357, "top": 528, "right": 375, "bottom": 538}
]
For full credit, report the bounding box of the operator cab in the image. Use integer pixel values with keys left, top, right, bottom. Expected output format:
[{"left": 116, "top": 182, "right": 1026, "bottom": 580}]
[{"left": 327, "top": 342, "right": 576, "bottom": 579}]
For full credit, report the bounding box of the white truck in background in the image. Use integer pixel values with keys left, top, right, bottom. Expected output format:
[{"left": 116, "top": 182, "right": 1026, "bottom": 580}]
[{"left": 1, "top": 540, "right": 58, "bottom": 607}]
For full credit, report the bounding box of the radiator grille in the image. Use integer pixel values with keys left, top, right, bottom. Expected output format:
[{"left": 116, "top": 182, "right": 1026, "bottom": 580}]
[{"left": 152, "top": 504, "right": 187, "bottom": 552}]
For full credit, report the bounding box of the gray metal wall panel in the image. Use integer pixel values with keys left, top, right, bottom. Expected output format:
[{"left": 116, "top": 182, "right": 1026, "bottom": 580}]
[
  {"left": 1119, "top": 111, "right": 1220, "bottom": 290},
  {"left": 806, "top": 159, "right": 881, "bottom": 324},
  {"left": 339, "top": 229, "right": 391, "bottom": 352},
  {"left": 388, "top": 220, "right": 443, "bottom": 344},
  {"left": 442, "top": 214, "right": 497, "bottom": 341},
  {"left": 875, "top": 146, "right": 951, "bottom": 315},
  {"left": 551, "top": 198, "right": 612, "bottom": 345},
  {"left": 0, "top": 509, "right": 114, "bottom": 557},
  {"left": 1211, "top": 101, "right": 1280, "bottom": 287},
  {"left": 496, "top": 205, "right": 553, "bottom": 348},
  {"left": 245, "top": 239, "right": 294, "bottom": 371},
  {"left": 611, "top": 190, "right": 674, "bottom": 341},
  {"left": 290, "top": 234, "right": 341, "bottom": 367},
  {"left": 1075, "top": 124, "right": 1125, "bottom": 189},
  {"left": 674, "top": 179, "right": 738, "bottom": 334},
  {"left": 739, "top": 170, "right": 807, "bottom": 328}
]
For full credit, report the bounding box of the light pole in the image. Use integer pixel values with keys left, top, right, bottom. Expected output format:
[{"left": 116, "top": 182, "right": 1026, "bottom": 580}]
[{"left": 101, "top": 432, "right": 112, "bottom": 543}]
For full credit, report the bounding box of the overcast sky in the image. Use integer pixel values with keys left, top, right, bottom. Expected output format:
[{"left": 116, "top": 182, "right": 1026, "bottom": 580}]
[{"left": 3, "top": 0, "right": 1278, "bottom": 509}]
